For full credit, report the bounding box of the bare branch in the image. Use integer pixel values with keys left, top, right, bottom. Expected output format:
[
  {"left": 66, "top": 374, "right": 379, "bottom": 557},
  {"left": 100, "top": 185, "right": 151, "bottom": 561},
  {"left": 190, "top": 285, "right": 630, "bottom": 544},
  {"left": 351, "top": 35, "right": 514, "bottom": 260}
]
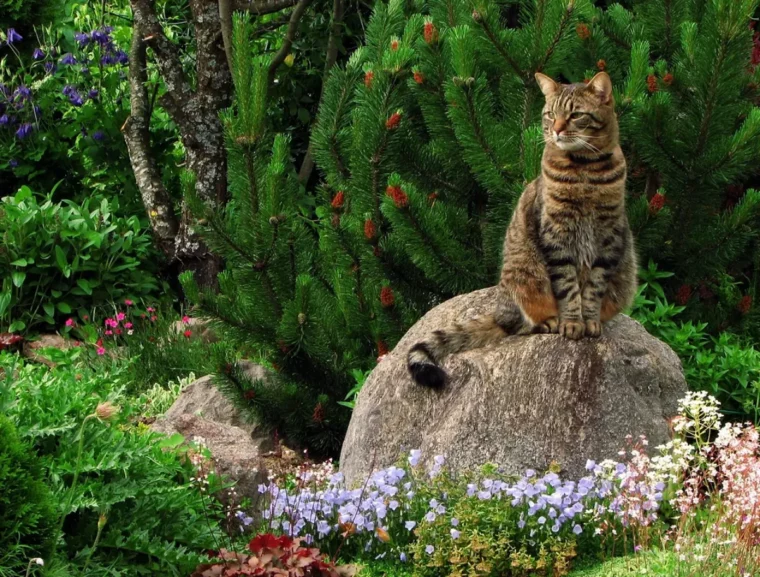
[
  {"left": 267, "top": 0, "right": 314, "bottom": 85},
  {"left": 219, "top": 0, "right": 234, "bottom": 74},
  {"left": 298, "top": 0, "right": 344, "bottom": 183},
  {"left": 234, "top": 0, "right": 298, "bottom": 14},
  {"left": 121, "top": 26, "right": 179, "bottom": 258}
]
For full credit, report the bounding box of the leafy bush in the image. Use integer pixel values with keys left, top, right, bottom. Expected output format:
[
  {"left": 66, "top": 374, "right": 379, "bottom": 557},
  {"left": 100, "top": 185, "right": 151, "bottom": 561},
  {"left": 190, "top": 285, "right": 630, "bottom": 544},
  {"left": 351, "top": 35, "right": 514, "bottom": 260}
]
[
  {"left": 1, "top": 352, "right": 224, "bottom": 575},
  {"left": 0, "top": 413, "right": 56, "bottom": 577},
  {"left": 630, "top": 262, "right": 760, "bottom": 422},
  {"left": 191, "top": 534, "right": 340, "bottom": 577},
  {"left": 0, "top": 1, "right": 57, "bottom": 31},
  {"left": 0, "top": 187, "right": 163, "bottom": 333}
]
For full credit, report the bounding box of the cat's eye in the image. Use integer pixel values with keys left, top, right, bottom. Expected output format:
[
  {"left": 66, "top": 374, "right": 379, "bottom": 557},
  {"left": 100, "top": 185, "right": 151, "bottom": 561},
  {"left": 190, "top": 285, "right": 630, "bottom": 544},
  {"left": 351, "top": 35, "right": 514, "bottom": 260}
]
[
  {"left": 544, "top": 111, "right": 555, "bottom": 119},
  {"left": 569, "top": 112, "right": 588, "bottom": 120}
]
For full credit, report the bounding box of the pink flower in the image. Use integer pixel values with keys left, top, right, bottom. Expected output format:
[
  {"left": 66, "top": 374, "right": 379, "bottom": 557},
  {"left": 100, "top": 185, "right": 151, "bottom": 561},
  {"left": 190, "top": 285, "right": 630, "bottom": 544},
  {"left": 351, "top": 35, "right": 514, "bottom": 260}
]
[
  {"left": 124, "top": 322, "right": 133, "bottom": 329},
  {"left": 146, "top": 307, "right": 155, "bottom": 313},
  {"left": 97, "top": 346, "right": 106, "bottom": 356},
  {"left": 65, "top": 318, "right": 75, "bottom": 327},
  {"left": 116, "top": 312, "right": 125, "bottom": 321},
  {"left": 150, "top": 315, "right": 157, "bottom": 322},
  {"left": 182, "top": 315, "right": 190, "bottom": 324},
  {"left": 105, "top": 318, "right": 118, "bottom": 328},
  {"left": 105, "top": 330, "right": 113, "bottom": 336},
  {"left": 125, "top": 299, "right": 133, "bottom": 306},
  {"left": 183, "top": 329, "right": 192, "bottom": 338}
]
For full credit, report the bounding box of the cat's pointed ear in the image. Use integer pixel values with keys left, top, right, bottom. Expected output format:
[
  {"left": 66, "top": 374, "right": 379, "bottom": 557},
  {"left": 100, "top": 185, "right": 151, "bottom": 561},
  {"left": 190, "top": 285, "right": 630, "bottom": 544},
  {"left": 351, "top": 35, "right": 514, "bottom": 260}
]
[
  {"left": 587, "top": 71, "right": 613, "bottom": 104},
  {"left": 535, "top": 73, "right": 559, "bottom": 97}
]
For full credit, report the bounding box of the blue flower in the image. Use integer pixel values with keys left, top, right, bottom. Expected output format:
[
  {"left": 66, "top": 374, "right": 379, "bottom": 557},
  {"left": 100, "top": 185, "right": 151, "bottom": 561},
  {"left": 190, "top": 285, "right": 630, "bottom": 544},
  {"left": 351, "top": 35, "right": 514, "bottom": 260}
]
[
  {"left": 88, "top": 88, "right": 99, "bottom": 100},
  {"left": 75, "top": 32, "right": 90, "bottom": 46},
  {"left": 93, "top": 130, "right": 105, "bottom": 141},
  {"left": 33, "top": 48, "right": 45, "bottom": 60},
  {"left": 537, "top": 516, "right": 546, "bottom": 525},
  {"left": 61, "top": 53, "right": 77, "bottom": 66},
  {"left": 450, "top": 529, "right": 460, "bottom": 539},
  {"left": 424, "top": 511, "right": 436, "bottom": 523},
  {"left": 408, "top": 449, "right": 421, "bottom": 467},
  {"left": 100, "top": 53, "right": 115, "bottom": 66},
  {"left": 115, "top": 50, "right": 129, "bottom": 65},
  {"left": 0, "top": 114, "right": 8, "bottom": 126},
  {"left": 425, "top": 545, "right": 435, "bottom": 555},
  {"left": 399, "top": 553, "right": 407, "bottom": 563},
  {"left": 13, "top": 86, "right": 31, "bottom": 101},
  {"left": 404, "top": 520, "right": 416, "bottom": 531},
  {"left": 15, "top": 122, "right": 33, "bottom": 139},
  {"left": 0, "top": 84, "right": 8, "bottom": 98},
  {"left": 451, "top": 517, "right": 459, "bottom": 526},
  {"left": 62, "top": 85, "right": 76, "bottom": 96},
  {"left": 7, "top": 28, "right": 22, "bottom": 44},
  {"left": 9, "top": 158, "right": 18, "bottom": 168},
  {"left": 44, "top": 62, "right": 57, "bottom": 74},
  {"left": 585, "top": 459, "right": 596, "bottom": 471},
  {"left": 573, "top": 524, "right": 583, "bottom": 535},
  {"left": 81, "top": 66, "right": 90, "bottom": 75}
]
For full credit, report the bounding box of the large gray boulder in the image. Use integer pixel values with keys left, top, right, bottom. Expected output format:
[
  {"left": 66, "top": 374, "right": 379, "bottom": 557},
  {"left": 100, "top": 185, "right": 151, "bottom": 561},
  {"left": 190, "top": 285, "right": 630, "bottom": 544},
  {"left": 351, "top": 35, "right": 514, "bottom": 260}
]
[{"left": 340, "top": 287, "right": 687, "bottom": 485}]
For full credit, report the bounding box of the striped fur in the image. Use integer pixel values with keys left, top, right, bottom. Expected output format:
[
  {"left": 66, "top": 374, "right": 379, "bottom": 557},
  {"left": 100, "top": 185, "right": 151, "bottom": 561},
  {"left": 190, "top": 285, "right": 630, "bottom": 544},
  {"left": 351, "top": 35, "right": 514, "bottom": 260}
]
[{"left": 408, "top": 72, "right": 638, "bottom": 387}]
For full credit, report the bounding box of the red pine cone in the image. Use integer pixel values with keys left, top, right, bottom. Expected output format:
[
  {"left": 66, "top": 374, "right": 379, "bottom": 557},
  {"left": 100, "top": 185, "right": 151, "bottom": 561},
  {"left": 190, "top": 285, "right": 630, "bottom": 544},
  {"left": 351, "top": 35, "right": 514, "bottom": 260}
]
[
  {"left": 244, "top": 390, "right": 256, "bottom": 400},
  {"left": 390, "top": 39, "right": 399, "bottom": 51},
  {"left": 663, "top": 72, "right": 674, "bottom": 86},
  {"left": 380, "top": 286, "right": 395, "bottom": 308},
  {"left": 738, "top": 295, "right": 753, "bottom": 314},
  {"left": 373, "top": 246, "right": 382, "bottom": 257},
  {"left": 377, "top": 340, "right": 389, "bottom": 357},
  {"left": 576, "top": 23, "right": 591, "bottom": 40},
  {"left": 596, "top": 59, "right": 606, "bottom": 71},
  {"left": 675, "top": 284, "right": 692, "bottom": 306},
  {"left": 364, "top": 70, "right": 374, "bottom": 88},
  {"left": 312, "top": 402, "right": 325, "bottom": 423},
  {"left": 413, "top": 71, "right": 425, "bottom": 84},
  {"left": 752, "top": 31, "right": 760, "bottom": 67},
  {"left": 648, "top": 192, "right": 665, "bottom": 215},
  {"left": 424, "top": 21, "right": 438, "bottom": 44},
  {"left": 386, "top": 111, "right": 402, "bottom": 130},
  {"left": 647, "top": 74, "right": 658, "bottom": 93},
  {"left": 331, "top": 190, "right": 345, "bottom": 209},
  {"left": 364, "top": 218, "right": 376, "bottom": 240},
  {"left": 331, "top": 213, "right": 341, "bottom": 228},
  {"left": 386, "top": 184, "right": 409, "bottom": 208},
  {"left": 428, "top": 191, "right": 438, "bottom": 204}
]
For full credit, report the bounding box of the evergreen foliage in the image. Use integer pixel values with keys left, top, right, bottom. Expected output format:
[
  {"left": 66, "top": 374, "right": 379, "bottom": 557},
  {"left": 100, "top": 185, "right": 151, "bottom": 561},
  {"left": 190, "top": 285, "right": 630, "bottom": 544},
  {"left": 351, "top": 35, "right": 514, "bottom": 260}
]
[{"left": 186, "top": 0, "right": 760, "bottom": 453}]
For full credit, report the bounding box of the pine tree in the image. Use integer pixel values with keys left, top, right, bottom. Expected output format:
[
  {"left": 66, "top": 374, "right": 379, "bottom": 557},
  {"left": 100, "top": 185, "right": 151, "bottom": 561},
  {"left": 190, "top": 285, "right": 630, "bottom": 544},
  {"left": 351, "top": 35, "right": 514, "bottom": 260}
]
[{"left": 183, "top": 0, "right": 760, "bottom": 454}]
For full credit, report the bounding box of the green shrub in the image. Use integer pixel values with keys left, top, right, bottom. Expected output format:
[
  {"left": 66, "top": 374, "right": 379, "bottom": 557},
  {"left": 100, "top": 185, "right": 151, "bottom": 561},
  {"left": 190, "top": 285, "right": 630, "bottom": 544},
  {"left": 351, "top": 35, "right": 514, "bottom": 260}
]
[
  {"left": 0, "top": 187, "right": 164, "bottom": 333},
  {"left": 630, "top": 262, "right": 760, "bottom": 422},
  {"left": 1, "top": 352, "right": 224, "bottom": 576},
  {"left": 0, "top": 0, "right": 57, "bottom": 31},
  {"left": 0, "top": 413, "right": 56, "bottom": 577}
]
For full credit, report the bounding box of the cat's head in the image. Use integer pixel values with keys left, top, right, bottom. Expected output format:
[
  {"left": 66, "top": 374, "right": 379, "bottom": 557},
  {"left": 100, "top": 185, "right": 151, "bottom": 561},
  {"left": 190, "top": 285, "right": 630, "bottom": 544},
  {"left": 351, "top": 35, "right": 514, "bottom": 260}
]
[{"left": 535, "top": 72, "right": 617, "bottom": 153}]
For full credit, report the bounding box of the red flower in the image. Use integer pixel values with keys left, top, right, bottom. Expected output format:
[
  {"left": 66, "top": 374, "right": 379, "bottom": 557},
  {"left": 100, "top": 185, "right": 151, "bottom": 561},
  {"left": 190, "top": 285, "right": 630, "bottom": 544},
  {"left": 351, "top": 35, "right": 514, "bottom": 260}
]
[
  {"left": 386, "top": 111, "right": 402, "bottom": 130},
  {"left": 364, "top": 218, "right": 376, "bottom": 240},
  {"left": 83, "top": 314, "right": 89, "bottom": 321},
  {"left": 312, "top": 402, "right": 325, "bottom": 423},
  {"left": 364, "top": 70, "right": 374, "bottom": 88},
  {"left": 377, "top": 340, "right": 389, "bottom": 357},
  {"left": 0, "top": 333, "right": 23, "bottom": 351},
  {"left": 96, "top": 338, "right": 103, "bottom": 347},
  {"left": 386, "top": 185, "right": 409, "bottom": 208},
  {"left": 249, "top": 533, "right": 293, "bottom": 553},
  {"left": 423, "top": 21, "right": 438, "bottom": 44},
  {"left": 413, "top": 71, "right": 424, "bottom": 84},
  {"left": 331, "top": 190, "right": 345, "bottom": 209},
  {"left": 648, "top": 192, "right": 665, "bottom": 215},
  {"left": 576, "top": 23, "right": 591, "bottom": 40},
  {"left": 738, "top": 295, "right": 752, "bottom": 314},
  {"left": 647, "top": 74, "right": 658, "bottom": 93},
  {"left": 663, "top": 72, "right": 674, "bottom": 86},
  {"left": 675, "top": 285, "right": 692, "bottom": 306},
  {"left": 183, "top": 329, "right": 192, "bottom": 338},
  {"left": 390, "top": 39, "right": 399, "bottom": 51},
  {"left": 596, "top": 59, "right": 606, "bottom": 71},
  {"left": 380, "top": 286, "right": 395, "bottom": 307}
]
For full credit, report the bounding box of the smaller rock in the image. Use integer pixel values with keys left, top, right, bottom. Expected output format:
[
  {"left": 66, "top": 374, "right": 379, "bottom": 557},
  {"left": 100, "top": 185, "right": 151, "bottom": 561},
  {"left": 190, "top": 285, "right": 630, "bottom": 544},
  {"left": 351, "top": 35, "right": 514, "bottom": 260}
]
[
  {"left": 152, "top": 413, "right": 268, "bottom": 509},
  {"left": 173, "top": 317, "right": 218, "bottom": 343},
  {"left": 22, "top": 334, "right": 74, "bottom": 367}
]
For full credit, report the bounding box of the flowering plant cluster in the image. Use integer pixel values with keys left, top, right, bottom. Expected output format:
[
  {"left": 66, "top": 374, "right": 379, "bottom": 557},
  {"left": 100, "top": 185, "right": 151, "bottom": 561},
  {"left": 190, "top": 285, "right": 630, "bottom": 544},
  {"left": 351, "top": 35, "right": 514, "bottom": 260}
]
[{"left": 213, "top": 392, "right": 757, "bottom": 577}]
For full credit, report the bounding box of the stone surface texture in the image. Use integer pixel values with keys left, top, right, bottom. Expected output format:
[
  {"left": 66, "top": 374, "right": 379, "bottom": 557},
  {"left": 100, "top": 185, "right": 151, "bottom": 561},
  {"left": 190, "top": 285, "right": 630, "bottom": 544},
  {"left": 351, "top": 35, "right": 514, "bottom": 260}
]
[{"left": 340, "top": 286, "right": 687, "bottom": 485}]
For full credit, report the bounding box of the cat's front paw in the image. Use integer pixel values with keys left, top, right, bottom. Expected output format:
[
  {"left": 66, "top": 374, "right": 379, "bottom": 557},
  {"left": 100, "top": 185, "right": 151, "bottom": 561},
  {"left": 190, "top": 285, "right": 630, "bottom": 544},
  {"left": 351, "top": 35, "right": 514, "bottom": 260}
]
[
  {"left": 559, "top": 319, "right": 585, "bottom": 340},
  {"left": 536, "top": 317, "right": 559, "bottom": 334},
  {"left": 585, "top": 319, "right": 603, "bottom": 338}
]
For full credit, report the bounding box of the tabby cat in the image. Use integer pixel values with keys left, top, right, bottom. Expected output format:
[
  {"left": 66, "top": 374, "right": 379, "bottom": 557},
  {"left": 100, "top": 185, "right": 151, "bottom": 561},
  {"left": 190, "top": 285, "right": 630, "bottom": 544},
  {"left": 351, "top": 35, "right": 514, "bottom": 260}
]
[{"left": 407, "top": 71, "right": 637, "bottom": 388}]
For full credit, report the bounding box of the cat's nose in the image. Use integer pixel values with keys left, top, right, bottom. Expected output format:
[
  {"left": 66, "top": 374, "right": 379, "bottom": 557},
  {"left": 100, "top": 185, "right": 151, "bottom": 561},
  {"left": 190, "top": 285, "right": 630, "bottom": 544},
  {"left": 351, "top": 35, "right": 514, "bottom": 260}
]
[{"left": 553, "top": 119, "right": 567, "bottom": 135}]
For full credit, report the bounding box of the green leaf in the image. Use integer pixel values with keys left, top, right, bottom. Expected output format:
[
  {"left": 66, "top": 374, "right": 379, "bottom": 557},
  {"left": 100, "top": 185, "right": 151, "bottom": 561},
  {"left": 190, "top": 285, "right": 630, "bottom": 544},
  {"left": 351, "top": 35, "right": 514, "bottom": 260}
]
[
  {"left": 156, "top": 433, "right": 185, "bottom": 449},
  {"left": 10, "top": 258, "right": 28, "bottom": 266},
  {"left": 8, "top": 320, "right": 26, "bottom": 332},
  {"left": 11, "top": 272, "right": 26, "bottom": 288},
  {"left": 57, "top": 302, "right": 72, "bottom": 314},
  {"left": 55, "top": 245, "right": 69, "bottom": 276},
  {"left": 76, "top": 278, "right": 93, "bottom": 295}
]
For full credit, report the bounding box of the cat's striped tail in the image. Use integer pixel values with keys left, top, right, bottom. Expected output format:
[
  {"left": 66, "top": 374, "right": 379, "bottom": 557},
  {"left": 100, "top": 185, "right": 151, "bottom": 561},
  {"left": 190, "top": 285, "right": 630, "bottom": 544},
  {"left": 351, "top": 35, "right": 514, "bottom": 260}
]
[{"left": 407, "top": 306, "right": 528, "bottom": 388}]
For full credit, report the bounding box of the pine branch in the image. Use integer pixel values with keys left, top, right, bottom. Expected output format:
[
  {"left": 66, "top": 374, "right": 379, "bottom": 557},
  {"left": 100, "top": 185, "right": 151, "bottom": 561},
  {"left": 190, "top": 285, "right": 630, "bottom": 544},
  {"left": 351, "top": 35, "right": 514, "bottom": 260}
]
[
  {"left": 477, "top": 18, "right": 525, "bottom": 79},
  {"left": 535, "top": 1, "right": 574, "bottom": 73}
]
